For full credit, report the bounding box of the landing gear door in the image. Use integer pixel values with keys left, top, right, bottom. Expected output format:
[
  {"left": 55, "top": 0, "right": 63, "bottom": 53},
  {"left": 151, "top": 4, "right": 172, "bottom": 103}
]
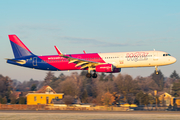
[
  {"left": 153, "top": 52, "right": 158, "bottom": 60},
  {"left": 33, "top": 57, "right": 37, "bottom": 66}
]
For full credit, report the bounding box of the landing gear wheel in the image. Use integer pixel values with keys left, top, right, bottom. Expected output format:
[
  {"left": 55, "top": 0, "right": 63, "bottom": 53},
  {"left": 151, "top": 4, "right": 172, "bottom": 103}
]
[
  {"left": 92, "top": 73, "right": 97, "bottom": 78},
  {"left": 86, "top": 73, "right": 92, "bottom": 78}
]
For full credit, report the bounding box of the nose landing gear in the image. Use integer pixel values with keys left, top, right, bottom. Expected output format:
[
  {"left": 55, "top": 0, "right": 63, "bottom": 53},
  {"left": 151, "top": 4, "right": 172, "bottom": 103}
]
[{"left": 155, "top": 66, "right": 158, "bottom": 74}]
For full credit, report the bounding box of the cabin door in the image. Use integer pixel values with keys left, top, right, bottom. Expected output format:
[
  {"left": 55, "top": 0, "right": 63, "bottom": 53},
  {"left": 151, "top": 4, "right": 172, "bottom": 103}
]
[
  {"left": 153, "top": 52, "right": 158, "bottom": 60},
  {"left": 119, "top": 55, "right": 124, "bottom": 64},
  {"left": 33, "top": 57, "right": 37, "bottom": 66}
]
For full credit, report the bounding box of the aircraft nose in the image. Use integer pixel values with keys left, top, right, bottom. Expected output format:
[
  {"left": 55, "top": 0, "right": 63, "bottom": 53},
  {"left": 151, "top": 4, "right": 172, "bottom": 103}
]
[{"left": 171, "top": 57, "right": 177, "bottom": 63}]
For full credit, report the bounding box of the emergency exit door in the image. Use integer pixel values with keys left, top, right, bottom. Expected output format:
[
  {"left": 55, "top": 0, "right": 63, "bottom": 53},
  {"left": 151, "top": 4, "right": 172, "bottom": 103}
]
[{"left": 33, "top": 57, "right": 37, "bottom": 66}]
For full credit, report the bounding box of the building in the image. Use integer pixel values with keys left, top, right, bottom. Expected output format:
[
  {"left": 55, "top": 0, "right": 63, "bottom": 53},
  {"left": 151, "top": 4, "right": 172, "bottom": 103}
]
[
  {"left": 26, "top": 86, "right": 64, "bottom": 105},
  {"left": 11, "top": 91, "right": 22, "bottom": 99},
  {"left": 158, "top": 92, "right": 174, "bottom": 106},
  {"left": 155, "top": 90, "right": 180, "bottom": 107}
]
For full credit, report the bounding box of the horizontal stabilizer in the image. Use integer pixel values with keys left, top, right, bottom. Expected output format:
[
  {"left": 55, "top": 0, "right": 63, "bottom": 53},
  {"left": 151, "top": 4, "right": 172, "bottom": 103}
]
[{"left": 5, "top": 58, "right": 26, "bottom": 64}]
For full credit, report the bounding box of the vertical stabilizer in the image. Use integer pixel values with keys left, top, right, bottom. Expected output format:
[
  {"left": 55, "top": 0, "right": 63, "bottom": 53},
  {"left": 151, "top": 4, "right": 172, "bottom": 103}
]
[{"left": 8, "top": 35, "right": 33, "bottom": 58}]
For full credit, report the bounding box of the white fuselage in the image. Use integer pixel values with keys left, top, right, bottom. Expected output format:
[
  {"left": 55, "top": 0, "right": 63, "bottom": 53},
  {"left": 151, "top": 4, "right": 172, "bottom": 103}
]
[{"left": 99, "top": 51, "right": 176, "bottom": 68}]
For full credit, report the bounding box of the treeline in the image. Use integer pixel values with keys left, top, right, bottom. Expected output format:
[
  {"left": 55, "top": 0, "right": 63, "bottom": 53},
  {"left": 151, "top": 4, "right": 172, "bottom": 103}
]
[
  {"left": 44, "top": 70, "right": 180, "bottom": 105},
  {"left": 0, "top": 75, "right": 12, "bottom": 104},
  {"left": 0, "top": 70, "right": 180, "bottom": 105},
  {"left": 0, "top": 75, "right": 27, "bottom": 104}
]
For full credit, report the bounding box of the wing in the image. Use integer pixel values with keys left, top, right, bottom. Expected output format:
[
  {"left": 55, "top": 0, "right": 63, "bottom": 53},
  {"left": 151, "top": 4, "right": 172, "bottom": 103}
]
[{"left": 54, "top": 46, "right": 104, "bottom": 69}]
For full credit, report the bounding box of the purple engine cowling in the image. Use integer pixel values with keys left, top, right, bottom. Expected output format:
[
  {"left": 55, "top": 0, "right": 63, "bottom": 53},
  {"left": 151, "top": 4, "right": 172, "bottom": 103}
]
[{"left": 95, "top": 64, "right": 121, "bottom": 73}]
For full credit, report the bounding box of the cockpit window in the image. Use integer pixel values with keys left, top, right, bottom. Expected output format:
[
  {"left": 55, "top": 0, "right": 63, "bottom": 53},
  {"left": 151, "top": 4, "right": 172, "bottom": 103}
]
[{"left": 163, "top": 54, "right": 171, "bottom": 56}]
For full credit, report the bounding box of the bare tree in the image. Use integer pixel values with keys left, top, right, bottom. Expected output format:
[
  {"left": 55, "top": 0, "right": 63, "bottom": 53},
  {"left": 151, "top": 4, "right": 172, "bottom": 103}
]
[
  {"left": 63, "top": 95, "right": 74, "bottom": 105},
  {"left": 101, "top": 92, "right": 115, "bottom": 106},
  {"left": 55, "top": 76, "right": 81, "bottom": 97},
  {"left": 115, "top": 74, "right": 138, "bottom": 102},
  {"left": 44, "top": 71, "right": 56, "bottom": 85}
]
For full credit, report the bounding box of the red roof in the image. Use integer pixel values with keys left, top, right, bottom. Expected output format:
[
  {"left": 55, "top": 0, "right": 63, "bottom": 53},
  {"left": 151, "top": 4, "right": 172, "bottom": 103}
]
[
  {"left": 12, "top": 91, "right": 21, "bottom": 99},
  {"left": 35, "top": 86, "right": 56, "bottom": 93}
]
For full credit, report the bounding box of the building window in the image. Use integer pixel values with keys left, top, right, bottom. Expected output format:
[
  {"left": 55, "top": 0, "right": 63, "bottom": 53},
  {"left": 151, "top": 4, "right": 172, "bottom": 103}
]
[{"left": 34, "top": 96, "right": 37, "bottom": 101}]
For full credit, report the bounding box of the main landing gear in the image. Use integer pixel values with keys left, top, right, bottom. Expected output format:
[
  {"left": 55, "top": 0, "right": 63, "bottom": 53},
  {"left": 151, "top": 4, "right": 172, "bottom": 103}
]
[
  {"left": 86, "top": 67, "right": 97, "bottom": 78},
  {"left": 86, "top": 71, "right": 97, "bottom": 78}
]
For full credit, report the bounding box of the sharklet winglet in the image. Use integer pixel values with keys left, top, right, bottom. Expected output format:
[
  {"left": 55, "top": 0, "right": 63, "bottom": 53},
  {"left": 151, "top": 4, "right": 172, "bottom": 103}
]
[
  {"left": 83, "top": 50, "right": 86, "bottom": 54},
  {"left": 54, "top": 46, "right": 62, "bottom": 56}
]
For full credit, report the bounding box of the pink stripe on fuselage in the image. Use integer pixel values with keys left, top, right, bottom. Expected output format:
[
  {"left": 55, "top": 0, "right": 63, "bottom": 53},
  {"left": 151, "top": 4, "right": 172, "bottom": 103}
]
[
  {"left": 38, "top": 53, "right": 105, "bottom": 70},
  {"left": 8, "top": 35, "right": 31, "bottom": 52}
]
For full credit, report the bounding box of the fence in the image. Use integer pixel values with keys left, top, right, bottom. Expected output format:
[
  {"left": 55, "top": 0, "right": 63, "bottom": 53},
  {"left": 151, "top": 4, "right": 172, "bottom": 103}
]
[
  {"left": 46, "top": 105, "right": 129, "bottom": 111},
  {"left": 0, "top": 104, "right": 179, "bottom": 111},
  {"left": 0, "top": 104, "right": 47, "bottom": 110},
  {"left": 0, "top": 104, "right": 129, "bottom": 111}
]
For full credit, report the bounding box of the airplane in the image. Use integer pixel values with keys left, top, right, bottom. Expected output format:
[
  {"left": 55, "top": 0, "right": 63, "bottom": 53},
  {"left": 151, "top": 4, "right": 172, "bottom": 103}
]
[{"left": 6, "top": 35, "right": 177, "bottom": 78}]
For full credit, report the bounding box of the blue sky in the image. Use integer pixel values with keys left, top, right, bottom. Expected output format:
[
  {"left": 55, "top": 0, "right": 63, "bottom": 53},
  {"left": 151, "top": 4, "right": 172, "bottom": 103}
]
[{"left": 0, "top": 0, "right": 180, "bottom": 81}]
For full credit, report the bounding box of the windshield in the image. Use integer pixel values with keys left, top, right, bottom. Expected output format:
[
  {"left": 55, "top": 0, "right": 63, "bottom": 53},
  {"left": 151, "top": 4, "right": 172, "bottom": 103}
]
[{"left": 163, "top": 54, "right": 171, "bottom": 56}]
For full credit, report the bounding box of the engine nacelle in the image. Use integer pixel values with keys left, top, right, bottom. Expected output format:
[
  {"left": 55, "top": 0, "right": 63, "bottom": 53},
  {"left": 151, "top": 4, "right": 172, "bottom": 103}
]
[
  {"left": 110, "top": 68, "right": 121, "bottom": 73},
  {"left": 95, "top": 64, "right": 121, "bottom": 73}
]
